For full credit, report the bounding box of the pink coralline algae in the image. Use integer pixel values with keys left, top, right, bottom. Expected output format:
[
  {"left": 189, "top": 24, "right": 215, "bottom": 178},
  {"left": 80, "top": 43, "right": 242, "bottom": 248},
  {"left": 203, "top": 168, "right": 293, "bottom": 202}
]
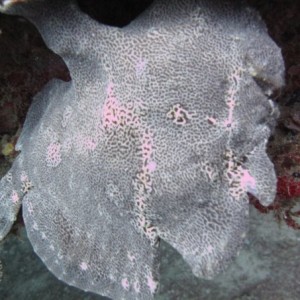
[{"left": 0, "top": 0, "right": 284, "bottom": 299}]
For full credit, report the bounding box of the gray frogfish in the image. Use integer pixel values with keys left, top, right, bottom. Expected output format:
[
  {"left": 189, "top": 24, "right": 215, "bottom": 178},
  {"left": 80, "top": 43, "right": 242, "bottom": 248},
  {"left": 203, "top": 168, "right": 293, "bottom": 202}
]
[{"left": 0, "top": 0, "right": 284, "bottom": 299}]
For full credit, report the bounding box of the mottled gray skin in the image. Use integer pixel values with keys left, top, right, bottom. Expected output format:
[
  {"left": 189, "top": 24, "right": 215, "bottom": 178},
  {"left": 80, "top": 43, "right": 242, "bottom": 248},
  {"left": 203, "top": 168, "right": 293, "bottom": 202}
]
[{"left": 0, "top": 0, "right": 284, "bottom": 299}]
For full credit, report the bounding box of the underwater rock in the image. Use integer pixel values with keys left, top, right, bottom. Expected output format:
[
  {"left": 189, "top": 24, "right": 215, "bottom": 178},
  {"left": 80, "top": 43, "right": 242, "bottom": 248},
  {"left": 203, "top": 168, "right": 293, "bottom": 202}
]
[{"left": 0, "top": 0, "right": 284, "bottom": 299}]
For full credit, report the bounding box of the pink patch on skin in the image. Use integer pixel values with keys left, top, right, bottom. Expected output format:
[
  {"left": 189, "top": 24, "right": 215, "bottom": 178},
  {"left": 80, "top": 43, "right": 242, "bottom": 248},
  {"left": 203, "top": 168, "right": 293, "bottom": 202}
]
[
  {"left": 102, "top": 100, "right": 120, "bottom": 127},
  {"left": 75, "top": 134, "right": 98, "bottom": 153},
  {"left": 83, "top": 136, "right": 98, "bottom": 151},
  {"left": 207, "top": 116, "right": 217, "bottom": 125},
  {"left": 206, "top": 244, "right": 214, "bottom": 254},
  {"left": 121, "top": 278, "right": 130, "bottom": 290},
  {"left": 102, "top": 82, "right": 122, "bottom": 129},
  {"left": 147, "top": 161, "right": 156, "bottom": 172},
  {"left": 241, "top": 170, "right": 256, "bottom": 192},
  {"left": 79, "top": 262, "right": 88, "bottom": 271},
  {"left": 20, "top": 172, "right": 28, "bottom": 182},
  {"left": 223, "top": 67, "right": 242, "bottom": 129},
  {"left": 141, "top": 130, "right": 154, "bottom": 164},
  {"left": 106, "top": 81, "right": 114, "bottom": 95},
  {"left": 146, "top": 274, "right": 158, "bottom": 294},
  {"left": 173, "top": 105, "right": 191, "bottom": 121},
  {"left": 223, "top": 99, "right": 235, "bottom": 128},
  {"left": 11, "top": 190, "right": 19, "bottom": 204}
]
